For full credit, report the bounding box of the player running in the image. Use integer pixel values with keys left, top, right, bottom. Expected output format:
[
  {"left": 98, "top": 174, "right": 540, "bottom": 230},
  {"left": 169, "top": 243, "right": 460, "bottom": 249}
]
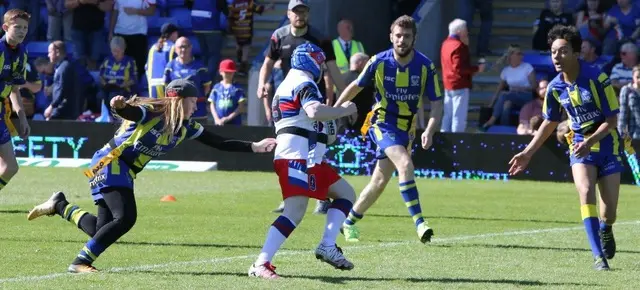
[
  {"left": 333, "top": 15, "right": 443, "bottom": 243},
  {"left": 26, "top": 79, "right": 276, "bottom": 273},
  {"left": 509, "top": 25, "right": 621, "bottom": 271},
  {"left": 249, "top": 43, "right": 358, "bottom": 279},
  {"left": 0, "top": 9, "right": 32, "bottom": 194}
]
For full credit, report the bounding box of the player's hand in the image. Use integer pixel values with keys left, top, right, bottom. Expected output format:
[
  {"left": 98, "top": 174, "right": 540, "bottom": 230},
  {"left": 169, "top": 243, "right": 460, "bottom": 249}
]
[
  {"left": 508, "top": 151, "right": 532, "bottom": 176},
  {"left": 573, "top": 139, "right": 593, "bottom": 158},
  {"left": 214, "top": 118, "right": 225, "bottom": 126},
  {"left": 257, "top": 83, "right": 268, "bottom": 99},
  {"left": 110, "top": 95, "right": 127, "bottom": 109},
  {"left": 44, "top": 105, "right": 53, "bottom": 120},
  {"left": 18, "top": 118, "right": 30, "bottom": 138},
  {"left": 420, "top": 131, "right": 433, "bottom": 150},
  {"left": 341, "top": 101, "right": 357, "bottom": 116},
  {"left": 251, "top": 138, "right": 277, "bottom": 153}
]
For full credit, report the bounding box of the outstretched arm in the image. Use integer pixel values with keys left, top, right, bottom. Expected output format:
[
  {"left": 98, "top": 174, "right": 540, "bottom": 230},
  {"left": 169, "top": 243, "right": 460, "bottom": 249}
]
[{"left": 195, "top": 129, "right": 276, "bottom": 153}]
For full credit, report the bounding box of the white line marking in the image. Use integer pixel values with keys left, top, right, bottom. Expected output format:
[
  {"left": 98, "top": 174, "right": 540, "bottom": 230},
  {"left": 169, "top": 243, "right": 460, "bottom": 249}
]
[{"left": 2, "top": 220, "right": 639, "bottom": 283}]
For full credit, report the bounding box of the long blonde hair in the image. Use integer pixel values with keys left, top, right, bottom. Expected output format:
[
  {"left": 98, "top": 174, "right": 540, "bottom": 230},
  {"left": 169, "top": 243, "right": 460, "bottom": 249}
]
[
  {"left": 495, "top": 44, "right": 522, "bottom": 69},
  {"left": 117, "top": 96, "right": 185, "bottom": 140}
]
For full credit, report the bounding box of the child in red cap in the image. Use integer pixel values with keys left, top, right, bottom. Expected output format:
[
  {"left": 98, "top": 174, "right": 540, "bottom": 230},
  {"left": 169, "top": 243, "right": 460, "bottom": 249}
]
[{"left": 208, "top": 59, "right": 247, "bottom": 125}]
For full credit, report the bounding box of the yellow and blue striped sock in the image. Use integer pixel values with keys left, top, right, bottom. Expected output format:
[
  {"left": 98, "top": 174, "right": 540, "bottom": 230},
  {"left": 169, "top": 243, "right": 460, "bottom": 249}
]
[
  {"left": 344, "top": 209, "right": 363, "bottom": 226},
  {"left": 75, "top": 239, "right": 106, "bottom": 265},
  {"left": 0, "top": 176, "right": 9, "bottom": 191},
  {"left": 62, "top": 204, "right": 88, "bottom": 227},
  {"left": 400, "top": 180, "right": 425, "bottom": 228},
  {"left": 581, "top": 204, "right": 605, "bottom": 258}
]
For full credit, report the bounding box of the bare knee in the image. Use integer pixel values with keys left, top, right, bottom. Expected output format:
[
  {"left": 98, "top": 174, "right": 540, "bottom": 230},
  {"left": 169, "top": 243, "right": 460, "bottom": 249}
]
[
  {"left": 0, "top": 159, "right": 19, "bottom": 180},
  {"left": 394, "top": 157, "right": 414, "bottom": 176},
  {"left": 283, "top": 197, "right": 307, "bottom": 224}
]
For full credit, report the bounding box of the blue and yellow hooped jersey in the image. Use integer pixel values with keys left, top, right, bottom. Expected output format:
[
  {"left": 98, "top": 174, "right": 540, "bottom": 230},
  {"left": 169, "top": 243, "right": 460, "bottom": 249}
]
[
  {"left": 99, "top": 55, "right": 137, "bottom": 92},
  {"left": 356, "top": 48, "right": 442, "bottom": 131},
  {"left": 146, "top": 40, "right": 176, "bottom": 98},
  {"left": 544, "top": 60, "right": 622, "bottom": 155},
  {"left": 90, "top": 105, "right": 204, "bottom": 176}
]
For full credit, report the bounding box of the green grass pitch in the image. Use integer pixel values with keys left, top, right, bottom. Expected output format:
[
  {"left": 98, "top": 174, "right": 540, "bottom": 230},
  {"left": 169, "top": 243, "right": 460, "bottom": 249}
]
[{"left": 1, "top": 167, "right": 639, "bottom": 289}]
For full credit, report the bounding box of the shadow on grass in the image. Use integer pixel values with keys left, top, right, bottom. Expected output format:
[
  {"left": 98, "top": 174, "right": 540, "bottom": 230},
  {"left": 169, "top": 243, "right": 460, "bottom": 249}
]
[
  {"left": 367, "top": 214, "right": 576, "bottom": 225},
  {"left": 432, "top": 243, "right": 640, "bottom": 255},
  {"left": 126, "top": 269, "right": 597, "bottom": 286},
  {"left": 0, "top": 237, "right": 310, "bottom": 251}
]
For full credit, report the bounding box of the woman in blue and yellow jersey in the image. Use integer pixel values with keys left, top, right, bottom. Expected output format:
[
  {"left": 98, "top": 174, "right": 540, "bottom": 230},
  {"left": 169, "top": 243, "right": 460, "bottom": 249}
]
[
  {"left": 0, "top": 9, "right": 31, "bottom": 194},
  {"left": 164, "top": 36, "right": 211, "bottom": 120},
  {"left": 99, "top": 36, "right": 137, "bottom": 113},
  {"left": 510, "top": 26, "right": 623, "bottom": 271},
  {"left": 146, "top": 23, "right": 179, "bottom": 99},
  {"left": 26, "top": 79, "right": 276, "bottom": 273}
]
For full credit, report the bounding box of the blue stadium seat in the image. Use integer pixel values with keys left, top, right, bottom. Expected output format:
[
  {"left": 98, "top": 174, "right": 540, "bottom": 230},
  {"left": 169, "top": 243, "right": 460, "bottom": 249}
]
[
  {"left": 26, "top": 41, "right": 49, "bottom": 58},
  {"left": 148, "top": 16, "right": 178, "bottom": 35},
  {"left": 169, "top": 8, "right": 192, "bottom": 30}
]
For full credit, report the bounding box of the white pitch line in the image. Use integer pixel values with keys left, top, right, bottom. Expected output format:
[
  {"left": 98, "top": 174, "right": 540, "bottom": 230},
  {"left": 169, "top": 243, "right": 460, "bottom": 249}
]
[{"left": 2, "top": 220, "right": 639, "bottom": 284}]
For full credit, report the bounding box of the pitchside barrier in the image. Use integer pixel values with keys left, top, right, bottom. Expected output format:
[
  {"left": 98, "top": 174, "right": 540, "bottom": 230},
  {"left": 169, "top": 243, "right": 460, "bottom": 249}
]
[{"left": 11, "top": 120, "right": 640, "bottom": 185}]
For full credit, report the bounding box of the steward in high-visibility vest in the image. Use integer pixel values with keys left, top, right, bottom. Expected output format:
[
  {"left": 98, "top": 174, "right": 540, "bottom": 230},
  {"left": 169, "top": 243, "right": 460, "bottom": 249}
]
[{"left": 331, "top": 39, "right": 365, "bottom": 74}]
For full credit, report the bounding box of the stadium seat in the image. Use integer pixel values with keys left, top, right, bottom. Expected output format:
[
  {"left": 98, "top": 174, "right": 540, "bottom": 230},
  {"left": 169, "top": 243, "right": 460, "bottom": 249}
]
[
  {"left": 148, "top": 16, "right": 178, "bottom": 35},
  {"left": 89, "top": 71, "right": 100, "bottom": 84},
  {"left": 26, "top": 41, "right": 49, "bottom": 58},
  {"left": 168, "top": 8, "right": 192, "bottom": 30}
]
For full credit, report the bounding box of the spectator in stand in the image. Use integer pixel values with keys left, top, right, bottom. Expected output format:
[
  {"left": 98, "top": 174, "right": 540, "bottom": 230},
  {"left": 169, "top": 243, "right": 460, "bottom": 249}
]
[
  {"left": 440, "top": 19, "right": 484, "bottom": 133},
  {"left": 603, "top": 0, "right": 640, "bottom": 55},
  {"left": 45, "top": 0, "right": 73, "bottom": 42},
  {"left": 481, "top": 44, "right": 536, "bottom": 130},
  {"left": 517, "top": 79, "right": 547, "bottom": 135},
  {"left": 533, "top": 0, "right": 573, "bottom": 51},
  {"left": 457, "top": 0, "right": 493, "bottom": 56},
  {"left": 228, "top": 0, "right": 274, "bottom": 75},
  {"left": 332, "top": 19, "right": 366, "bottom": 76},
  {"left": 341, "top": 52, "right": 373, "bottom": 132},
  {"left": 610, "top": 41, "right": 638, "bottom": 90},
  {"left": 8, "top": 0, "right": 39, "bottom": 42},
  {"left": 44, "top": 41, "right": 83, "bottom": 121},
  {"left": 257, "top": 0, "right": 344, "bottom": 114},
  {"left": 146, "top": 23, "right": 179, "bottom": 99},
  {"left": 618, "top": 64, "right": 640, "bottom": 139},
  {"left": 99, "top": 36, "right": 137, "bottom": 113},
  {"left": 187, "top": 0, "right": 230, "bottom": 80},
  {"left": 110, "top": 0, "right": 156, "bottom": 83},
  {"left": 13, "top": 61, "right": 42, "bottom": 119},
  {"left": 209, "top": 59, "right": 246, "bottom": 126},
  {"left": 33, "top": 58, "right": 53, "bottom": 117},
  {"left": 68, "top": 0, "right": 113, "bottom": 70},
  {"left": 576, "top": 0, "right": 607, "bottom": 44},
  {"left": 164, "top": 37, "right": 211, "bottom": 120},
  {"left": 581, "top": 38, "right": 609, "bottom": 69}
]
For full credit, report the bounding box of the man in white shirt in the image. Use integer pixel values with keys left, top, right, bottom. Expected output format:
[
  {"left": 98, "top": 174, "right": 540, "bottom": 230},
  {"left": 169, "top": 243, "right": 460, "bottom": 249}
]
[{"left": 109, "top": 0, "right": 157, "bottom": 82}]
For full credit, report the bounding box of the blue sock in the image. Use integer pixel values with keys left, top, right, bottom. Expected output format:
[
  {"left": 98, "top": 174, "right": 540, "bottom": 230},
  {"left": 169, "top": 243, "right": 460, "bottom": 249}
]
[
  {"left": 343, "top": 209, "right": 363, "bottom": 226},
  {"left": 581, "top": 204, "right": 604, "bottom": 258},
  {"left": 75, "top": 239, "right": 106, "bottom": 265},
  {"left": 400, "top": 180, "right": 425, "bottom": 228},
  {"left": 600, "top": 221, "right": 612, "bottom": 232}
]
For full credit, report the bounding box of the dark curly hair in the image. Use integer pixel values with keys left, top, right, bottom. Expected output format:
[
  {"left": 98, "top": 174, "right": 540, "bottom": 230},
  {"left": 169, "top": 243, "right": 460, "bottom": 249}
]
[{"left": 547, "top": 25, "right": 582, "bottom": 53}]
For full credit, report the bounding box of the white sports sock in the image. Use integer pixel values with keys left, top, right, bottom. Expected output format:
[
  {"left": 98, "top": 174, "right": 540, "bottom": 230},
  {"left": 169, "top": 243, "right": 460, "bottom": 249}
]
[
  {"left": 321, "top": 208, "right": 347, "bottom": 246},
  {"left": 256, "top": 218, "right": 297, "bottom": 265}
]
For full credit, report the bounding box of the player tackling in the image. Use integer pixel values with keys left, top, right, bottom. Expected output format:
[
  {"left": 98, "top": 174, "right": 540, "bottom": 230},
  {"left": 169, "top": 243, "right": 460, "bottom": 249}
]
[
  {"left": 333, "top": 15, "right": 443, "bottom": 243},
  {"left": 249, "top": 43, "right": 358, "bottom": 279}
]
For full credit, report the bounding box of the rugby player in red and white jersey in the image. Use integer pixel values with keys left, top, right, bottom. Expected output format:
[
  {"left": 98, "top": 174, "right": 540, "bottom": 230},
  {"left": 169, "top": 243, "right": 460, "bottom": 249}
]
[{"left": 248, "top": 43, "right": 358, "bottom": 279}]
